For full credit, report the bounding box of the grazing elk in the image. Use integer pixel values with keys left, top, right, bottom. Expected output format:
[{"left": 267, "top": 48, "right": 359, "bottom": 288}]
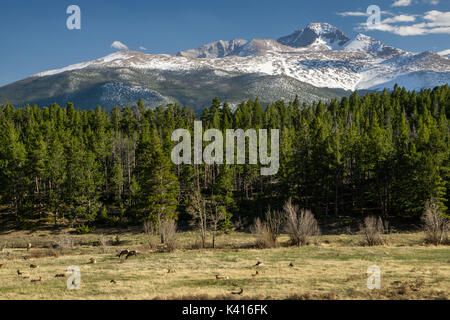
[
  {"left": 30, "top": 276, "right": 42, "bottom": 283},
  {"left": 231, "top": 288, "right": 243, "bottom": 295},
  {"left": 125, "top": 250, "right": 140, "bottom": 259},
  {"left": 117, "top": 249, "right": 130, "bottom": 259}
]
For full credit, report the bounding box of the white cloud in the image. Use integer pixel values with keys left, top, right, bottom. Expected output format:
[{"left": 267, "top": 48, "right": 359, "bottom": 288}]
[
  {"left": 337, "top": 10, "right": 392, "bottom": 17},
  {"left": 359, "top": 10, "right": 450, "bottom": 35},
  {"left": 337, "top": 11, "right": 369, "bottom": 17},
  {"left": 425, "top": 0, "right": 439, "bottom": 5},
  {"left": 361, "top": 22, "right": 450, "bottom": 36},
  {"left": 111, "top": 41, "right": 128, "bottom": 50},
  {"left": 392, "top": 0, "right": 413, "bottom": 7},
  {"left": 438, "top": 49, "right": 450, "bottom": 55},
  {"left": 423, "top": 10, "right": 450, "bottom": 26},
  {"left": 382, "top": 14, "right": 417, "bottom": 24},
  {"left": 139, "top": 46, "right": 147, "bottom": 51}
]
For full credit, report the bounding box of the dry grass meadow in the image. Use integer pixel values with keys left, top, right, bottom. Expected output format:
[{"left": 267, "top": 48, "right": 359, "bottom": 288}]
[{"left": 0, "top": 229, "right": 448, "bottom": 300}]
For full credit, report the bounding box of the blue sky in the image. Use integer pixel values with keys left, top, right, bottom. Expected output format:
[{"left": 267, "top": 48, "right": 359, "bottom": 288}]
[{"left": 0, "top": 0, "right": 449, "bottom": 86}]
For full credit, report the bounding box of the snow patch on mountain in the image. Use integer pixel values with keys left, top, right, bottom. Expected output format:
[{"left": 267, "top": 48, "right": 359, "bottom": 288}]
[
  {"left": 35, "top": 51, "right": 136, "bottom": 77},
  {"left": 100, "top": 82, "right": 173, "bottom": 106},
  {"left": 30, "top": 23, "right": 449, "bottom": 92},
  {"left": 364, "top": 71, "right": 450, "bottom": 91},
  {"left": 177, "top": 39, "right": 248, "bottom": 58},
  {"left": 438, "top": 49, "right": 450, "bottom": 58},
  {"left": 344, "top": 34, "right": 403, "bottom": 57},
  {"left": 278, "top": 22, "right": 350, "bottom": 50}
]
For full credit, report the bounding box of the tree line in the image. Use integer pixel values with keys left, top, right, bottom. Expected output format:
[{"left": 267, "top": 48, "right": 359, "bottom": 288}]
[{"left": 0, "top": 84, "right": 448, "bottom": 232}]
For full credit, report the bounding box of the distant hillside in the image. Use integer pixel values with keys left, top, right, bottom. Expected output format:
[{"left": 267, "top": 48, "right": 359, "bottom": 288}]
[{"left": 0, "top": 67, "right": 346, "bottom": 112}]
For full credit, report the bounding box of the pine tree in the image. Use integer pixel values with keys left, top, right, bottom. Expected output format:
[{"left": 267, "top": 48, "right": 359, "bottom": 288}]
[
  {"left": 136, "top": 127, "right": 180, "bottom": 243},
  {"left": 0, "top": 117, "right": 27, "bottom": 218}
]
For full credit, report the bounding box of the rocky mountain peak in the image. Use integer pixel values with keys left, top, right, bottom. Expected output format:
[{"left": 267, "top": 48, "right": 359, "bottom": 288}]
[{"left": 277, "top": 22, "right": 350, "bottom": 49}]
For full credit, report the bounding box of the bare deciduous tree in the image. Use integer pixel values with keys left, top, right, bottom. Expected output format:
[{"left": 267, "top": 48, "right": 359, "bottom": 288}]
[
  {"left": 423, "top": 201, "right": 448, "bottom": 245},
  {"left": 284, "top": 199, "right": 321, "bottom": 246},
  {"left": 187, "top": 189, "right": 208, "bottom": 248},
  {"left": 361, "top": 216, "right": 385, "bottom": 246},
  {"left": 210, "top": 204, "right": 225, "bottom": 249},
  {"left": 143, "top": 219, "right": 157, "bottom": 249},
  {"left": 160, "top": 218, "right": 178, "bottom": 252}
]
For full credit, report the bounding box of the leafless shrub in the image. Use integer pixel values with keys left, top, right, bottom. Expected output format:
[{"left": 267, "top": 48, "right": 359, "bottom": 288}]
[
  {"left": 250, "top": 208, "right": 283, "bottom": 249},
  {"left": 143, "top": 220, "right": 157, "bottom": 249},
  {"left": 423, "top": 201, "right": 448, "bottom": 245},
  {"left": 99, "top": 234, "right": 110, "bottom": 254},
  {"left": 233, "top": 217, "right": 244, "bottom": 231},
  {"left": 265, "top": 208, "right": 283, "bottom": 244},
  {"left": 190, "top": 237, "right": 207, "bottom": 249},
  {"left": 361, "top": 216, "right": 386, "bottom": 246},
  {"left": 284, "top": 199, "right": 321, "bottom": 246},
  {"left": 57, "top": 234, "right": 74, "bottom": 249},
  {"left": 112, "top": 234, "right": 122, "bottom": 246},
  {"left": 160, "top": 218, "right": 178, "bottom": 252},
  {"left": 251, "top": 218, "right": 277, "bottom": 248}
]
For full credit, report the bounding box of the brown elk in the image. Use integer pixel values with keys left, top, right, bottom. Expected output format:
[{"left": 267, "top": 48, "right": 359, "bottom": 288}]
[
  {"left": 117, "top": 249, "right": 130, "bottom": 259},
  {"left": 125, "top": 250, "right": 140, "bottom": 259},
  {"left": 231, "top": 288, "right": 243, "bottom": 295},
  {"left": 30, "top": 276, "right": 42, "bottom": 283}
]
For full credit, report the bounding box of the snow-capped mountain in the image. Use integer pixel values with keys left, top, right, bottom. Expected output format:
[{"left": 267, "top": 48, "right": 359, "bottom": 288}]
[
  {"left": 343, "top": 34, "right": 403, "bottom": 58},
  {"left": 0, "top": 22, "right": 448, "bottom": 111},
  {"left": 177, "top": 39, "right": 248, "bottom": 58},
  {"left": 278, "top": 22, "right": 350, "bottom": 50},
  {"left": 438, "top": 49, "right": 450, "bottom": 59}
]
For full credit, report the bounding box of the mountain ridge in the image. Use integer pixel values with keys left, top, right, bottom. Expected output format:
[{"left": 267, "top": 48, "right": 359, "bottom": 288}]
[{"left": 0, "top": 22, "right": 448, "bottom": 111}]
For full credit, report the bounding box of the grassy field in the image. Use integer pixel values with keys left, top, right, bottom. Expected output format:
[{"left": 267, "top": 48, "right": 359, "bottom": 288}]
[{"left": 0, "top": 229, "right": 448, "bottom": 300}]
